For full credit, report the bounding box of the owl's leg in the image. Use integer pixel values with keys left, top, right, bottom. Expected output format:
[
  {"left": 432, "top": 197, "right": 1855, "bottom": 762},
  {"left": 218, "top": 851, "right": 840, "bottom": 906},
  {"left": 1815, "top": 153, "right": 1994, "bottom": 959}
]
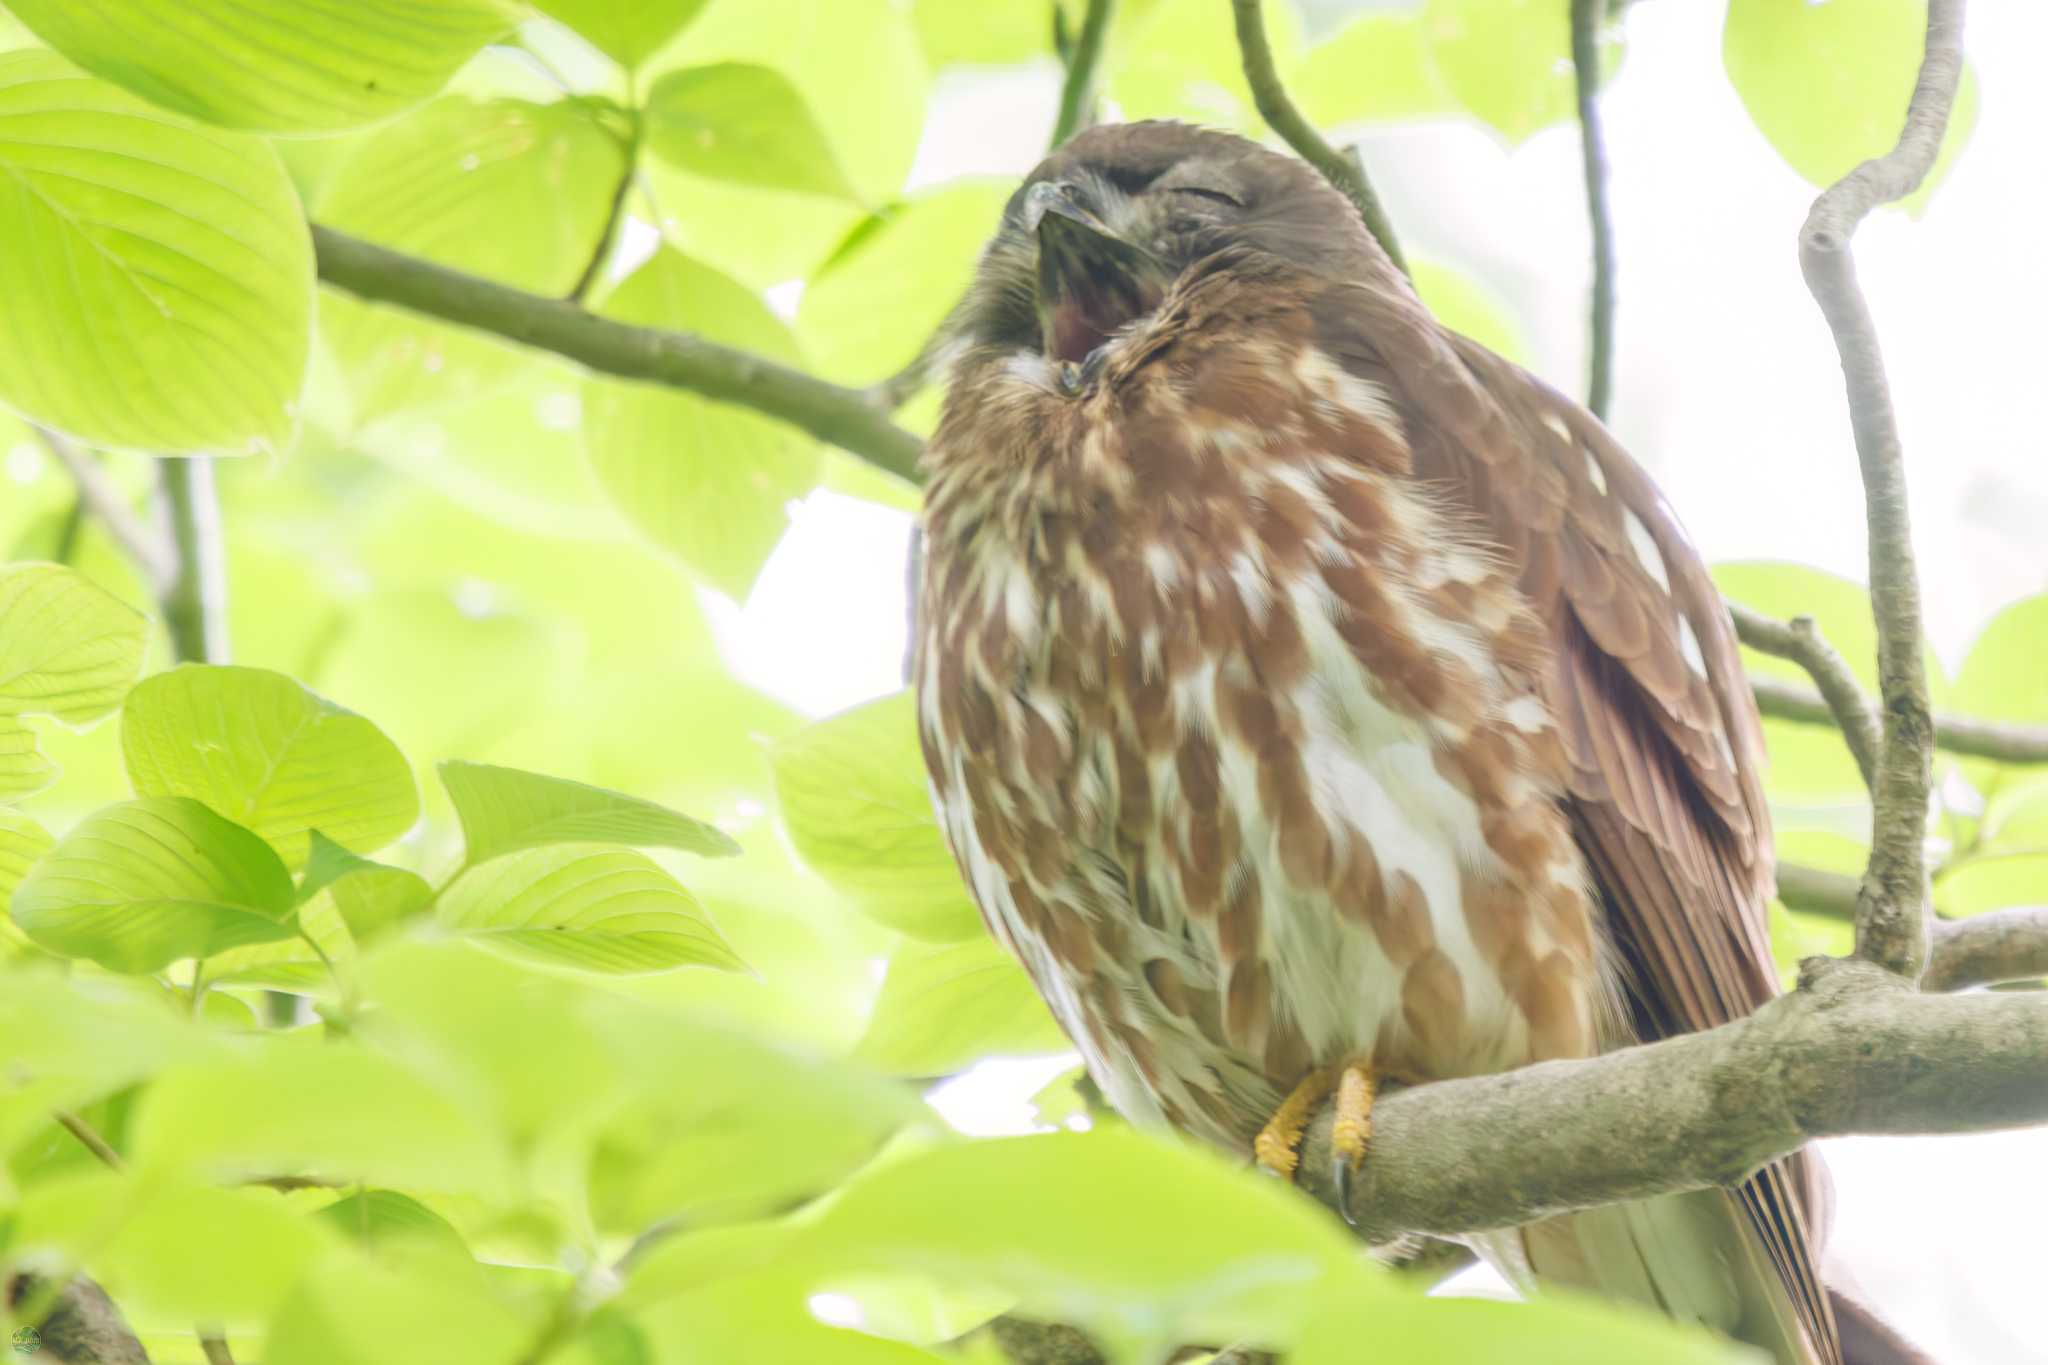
[
  {"left": 1329, "top": 1062, "right": 1377, "bottom": 1225},
  {"left": 1251, "top": 1065, "right": 1337, "bottom": 1180}
]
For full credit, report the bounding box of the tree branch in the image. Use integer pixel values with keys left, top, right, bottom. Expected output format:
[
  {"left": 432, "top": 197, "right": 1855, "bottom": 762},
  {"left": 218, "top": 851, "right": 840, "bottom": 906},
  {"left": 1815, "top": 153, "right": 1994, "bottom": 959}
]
[
  {"left": 34, "top": 428, "right": 176, "bottom": 589},
  {"left": 1728, "top": 604, "right": 1882, "bottom": 788},
  {"left": 157, "top": 458, "right": 229, "bottom": 665},
  {"left": 1568, "top": 0, "right": 1617, "bottom": 420},
  {"left": 1776, "top": 863, "right": 2048, "bottom": 991},
  {"left": 1799, "top": 0, "right": 1964, "bottom": 979},
  {"left": 5, "top": 1274, "right": 150, "bottom": 1365},
  {"left": 1230, "top": 0, "right": 1408, "bottom": 277},
  {"left": 1049, "top": 0, "right": 1115, "bottom": 148},
  {"left": 1292, "top": 958, "right": 2046, "bottom": 1240},
  {"left": 1747, "top": 675, "right": 2048, "bottom": 766},
  {"left": 310, "top": 225, "right": 925, "bottom": 484}
]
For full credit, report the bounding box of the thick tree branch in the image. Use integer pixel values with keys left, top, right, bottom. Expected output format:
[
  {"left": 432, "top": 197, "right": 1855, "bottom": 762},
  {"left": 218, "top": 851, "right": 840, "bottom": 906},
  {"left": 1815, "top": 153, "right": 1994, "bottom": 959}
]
[
  {"left": 310, "top": 226, "right": 925, "bottom": 484},
  {"left": 1800, "top": 0, "right": 1964, "bottom": 979},
  {"left": 1230, "top": 0, "right": 1408, "bottom": 277},
  {"left": 5, "top": 1274, "right": 150, "bottom": 1365},
  {"left": 1292, "top": 958, "right": 2045, "bottom": 1240},
  {"left": 1568, "top": 0, "right": 1617, "bottom": 420},
  {"left": 1748, "top": 675, "right": 2048, "bottom": 766},
  {"left": 1729, "top": 604, "right": 1882, "bottom": 788},
  {"left": 1050, "top": 0, "right": 1115, "bottom": 148},
  {"left": 158, "top": 458, "right": 228, "bottom": 665}
]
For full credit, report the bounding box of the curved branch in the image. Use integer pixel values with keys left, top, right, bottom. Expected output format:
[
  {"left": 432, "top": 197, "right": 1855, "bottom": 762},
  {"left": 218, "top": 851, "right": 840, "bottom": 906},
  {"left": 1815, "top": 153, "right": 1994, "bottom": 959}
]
[
  {"left": 1294, "top": 959, "right": 2047, "bottom": 1241},
  {"left": 309, "top": 226, "right": 926, "bottom": 485},
  {"left": 1050, "top": 0, "right": 1115, "bottom": 148},
  {"left": 1729, "top": 604, "right": 1882, "bottom": 788},
  {"left": 1230, "top": 0, "right": 1407, "bottom": 277},
  {"left": 35, "top": 427, "right": 176, "bottom": 589},
  {"left": 1799, "top": 0, "right": 1965, "bottom": 979},
  {"left": 1568, "top": 0, "right": 1617, "bottom": 420}
]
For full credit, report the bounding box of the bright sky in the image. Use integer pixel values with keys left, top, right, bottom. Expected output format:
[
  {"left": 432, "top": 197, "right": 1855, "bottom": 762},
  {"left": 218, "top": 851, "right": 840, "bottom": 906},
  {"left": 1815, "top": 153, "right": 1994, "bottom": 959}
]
[{"left": 711, "top": 3, "right": 2048, "bottom": 1359}]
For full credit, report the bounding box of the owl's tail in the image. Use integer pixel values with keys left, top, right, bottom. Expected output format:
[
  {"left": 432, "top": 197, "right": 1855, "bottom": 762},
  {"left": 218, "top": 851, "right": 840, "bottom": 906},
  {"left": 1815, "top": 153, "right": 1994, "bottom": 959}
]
[{"left": 1473, "top": 1190, "right": 1826, "bottom": 1365}]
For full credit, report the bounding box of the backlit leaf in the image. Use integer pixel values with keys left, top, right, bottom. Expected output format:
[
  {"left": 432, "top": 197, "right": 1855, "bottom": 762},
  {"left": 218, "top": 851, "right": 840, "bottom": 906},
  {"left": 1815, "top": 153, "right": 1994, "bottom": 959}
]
[
  {"left": 535, "top": 0, "right": 712, "bottom": 70},
  {"left": 0, "top": 52, "right": 311, "bottom": 455},
  {"left": 11, "top": 796, "right": 297, "bottom": 972},
  {"left": 0, "top": 562, "right": 148, "bottom": 724},
  {"left": 5, "top": 0, "right": 516, "bottom": 134},
  {"left": 121, "top": 664, "right": 419, "bottom": 867},
  {"left": 582, "top": 248, "right": 821, "bottom": 598},
  {"left": 440, "top": 758, "right": 740, "bottom": 866},
  {"left": 772, "top": 692, "right": 983, "bottom": 943},
  {"left": 855, "top": 936, "right": 1068, "bottom": 1076},
  {"left": 646, "top": 63, "right": 855, "bottom": 200},
  {"left": 438, "top": 846, "right": 746, "bottom": 974}
]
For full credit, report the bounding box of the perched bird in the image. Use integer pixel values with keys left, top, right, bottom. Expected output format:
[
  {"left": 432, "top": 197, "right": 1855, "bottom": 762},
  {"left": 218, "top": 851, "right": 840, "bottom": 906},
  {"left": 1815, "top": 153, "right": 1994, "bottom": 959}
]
[{"left": 914, "top": 121, "right": 1836, "bottom": 1362}]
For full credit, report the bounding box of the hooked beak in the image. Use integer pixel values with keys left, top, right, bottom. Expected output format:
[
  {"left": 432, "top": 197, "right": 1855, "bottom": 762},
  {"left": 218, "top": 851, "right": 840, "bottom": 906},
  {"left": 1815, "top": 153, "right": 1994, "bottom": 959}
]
[{"left": 1027, "top": 181, "right": 1166, "bottom": 368}]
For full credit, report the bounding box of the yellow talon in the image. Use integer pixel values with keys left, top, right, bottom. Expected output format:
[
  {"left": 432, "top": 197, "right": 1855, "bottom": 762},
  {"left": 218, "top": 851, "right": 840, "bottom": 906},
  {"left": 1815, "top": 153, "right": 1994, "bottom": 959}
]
[
  {"left": 1253, "top": 1065, "right": 1336, "bottom": 1180},
  {"left": 1332, "top": 1063, "right": 1376, "bottom": 1173}
]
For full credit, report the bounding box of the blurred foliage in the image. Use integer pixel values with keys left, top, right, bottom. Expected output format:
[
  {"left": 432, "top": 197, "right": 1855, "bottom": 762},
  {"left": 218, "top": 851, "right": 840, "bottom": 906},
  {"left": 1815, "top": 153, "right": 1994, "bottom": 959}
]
[{"left": 0, "top": 0, "right": 2013, "bottom": 1361}]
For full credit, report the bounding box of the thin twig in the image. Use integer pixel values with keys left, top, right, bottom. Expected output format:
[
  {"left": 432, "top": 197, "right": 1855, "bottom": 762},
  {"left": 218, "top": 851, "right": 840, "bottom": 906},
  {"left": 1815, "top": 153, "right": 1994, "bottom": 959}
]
[
  {"left": 1728, "top": 603, "right": 1882, "bottom": 788},
  {"left": 1799, "top": 0, "right": 1965, "bottom": 980},
  {"left": 52, "top": 1109, "right": 125, "bottom": 1170},
  {"left": 313, "top": 226, "right": 925, "bottom": 483},
  {"left": 1747, "top": 674, "right": 2048, "bottom": 766},
  {"left": 1049, "top": 0, "right": 1115, "bottom": 148},
  {"left": 34, "top": 427, "right": 176, "bottom": 588},
  {"left": 566, "top": 160, "right": 637, "bottom": 305},
  {"left": 158, "top": 458, "right": 229, "bottom": 665},
  {"left": 199, "top": 1331, "right": 236, "bottom": 1364},
  {"left": 1230, "top": 0, "right": 1408, "bottom": 277},
  {"left": 1569, "top": 0, "right": 1617, "bottom": 420}
]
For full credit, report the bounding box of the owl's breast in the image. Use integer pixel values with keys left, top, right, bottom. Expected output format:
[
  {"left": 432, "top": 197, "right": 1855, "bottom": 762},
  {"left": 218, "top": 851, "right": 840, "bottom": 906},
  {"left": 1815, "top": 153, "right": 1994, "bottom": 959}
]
[{"left": 917, "top": 327, "right": 1609, "bottom": 1153}]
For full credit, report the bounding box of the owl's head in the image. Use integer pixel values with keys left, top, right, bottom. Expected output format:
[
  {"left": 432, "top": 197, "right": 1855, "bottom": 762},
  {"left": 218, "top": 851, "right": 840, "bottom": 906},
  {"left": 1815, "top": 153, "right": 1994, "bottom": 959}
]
[{"left": 949, "top": 121, "right": 1373, "bottom": 370}]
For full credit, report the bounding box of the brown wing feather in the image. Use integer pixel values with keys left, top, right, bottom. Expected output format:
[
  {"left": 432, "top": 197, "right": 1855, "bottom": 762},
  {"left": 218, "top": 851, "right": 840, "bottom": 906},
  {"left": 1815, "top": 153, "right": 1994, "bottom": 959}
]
[{"left": 1311, "top": 280, "right": 1839, "bottom": 1364}]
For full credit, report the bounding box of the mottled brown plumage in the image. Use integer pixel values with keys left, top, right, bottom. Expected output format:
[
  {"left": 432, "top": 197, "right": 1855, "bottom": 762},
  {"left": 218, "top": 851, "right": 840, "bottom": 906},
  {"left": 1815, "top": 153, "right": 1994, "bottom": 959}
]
[{"left": 914, "top": 121, "right": 1835, "bottom": 1364}]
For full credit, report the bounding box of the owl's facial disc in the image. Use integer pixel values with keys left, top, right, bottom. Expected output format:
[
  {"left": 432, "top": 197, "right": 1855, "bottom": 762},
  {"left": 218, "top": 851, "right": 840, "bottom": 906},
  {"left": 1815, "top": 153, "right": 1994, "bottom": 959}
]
[{"left": 1028, "top": 180, "right": 1168, "bottom": 367}]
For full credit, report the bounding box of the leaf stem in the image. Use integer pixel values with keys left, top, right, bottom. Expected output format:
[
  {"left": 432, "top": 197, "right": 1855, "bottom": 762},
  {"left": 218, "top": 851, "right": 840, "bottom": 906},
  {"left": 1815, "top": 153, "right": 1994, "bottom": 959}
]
[
  {"left": 1569, "top": 0, "right": 1617, "bottom": 419},
  {"left": 1050, "top": 0, "right": 1115, "bottom": 147}
]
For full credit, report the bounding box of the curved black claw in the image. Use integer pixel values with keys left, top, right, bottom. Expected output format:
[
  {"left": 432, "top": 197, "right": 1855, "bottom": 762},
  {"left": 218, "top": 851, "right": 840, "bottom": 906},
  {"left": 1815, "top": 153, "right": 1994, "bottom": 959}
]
[{"left": 1332, "top": 1153, "right": 1360, "bottom": 1229}]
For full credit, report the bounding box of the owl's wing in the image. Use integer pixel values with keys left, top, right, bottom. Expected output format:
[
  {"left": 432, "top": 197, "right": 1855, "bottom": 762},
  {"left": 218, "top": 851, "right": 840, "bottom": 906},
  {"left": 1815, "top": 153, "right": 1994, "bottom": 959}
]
[{"left": 1309, "top": 280, "right": 1839, "bottom": 1364}]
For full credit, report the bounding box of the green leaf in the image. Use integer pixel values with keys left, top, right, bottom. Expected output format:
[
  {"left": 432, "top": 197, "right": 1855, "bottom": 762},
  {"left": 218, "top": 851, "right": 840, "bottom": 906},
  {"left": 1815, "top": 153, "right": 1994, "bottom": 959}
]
[
  {"left": 1936, "top": 853, "right": 2048, "bottom": 919},
  {"left": 534, "top": 0, "right": 711, "bottom": 69},
  {"left": 1714, "top": 560, "right": 1950, "bottom": 807},
  {"left": 772, "top": 692, "right": 982, "bottom": 943},
  {"left": 0, "top": 717, "right": 57, "bottom": 803},
  {"left": 0, "top": 52, "right": 312, "bottom": 455},
  {"left": 1295, "top": 12, "right": 1458, "bottom": 128},
  {"left": 314, "top": 101, "right": 626, "bottom": 285},
  {"left": 855, "top": 936, "right": 1068, "bottom": 1076},
  {"left": 1295, "top": 1280, "right": 1749, "bottom": 1365},
  {"left": 1953, "top": 593, "right": 2048, "bottom": 733},
  {"left": 1724, "top": 0, "right": 1977, "bottom": 207},
  {"left": 582, "top": 248, "right": 822, "bottom": 598},
  {"left": 438, "top": 846, "right": 746, "bottom": 974},
  {"left": 313, "top": 97, "right": 629, "bottom": 428},
  {"left": 132, "top": 1036, "right": 509, "bottom": 1194},
  {"left": 316, "top": 1189, "right": 470, "bottom": 1257},
  {"left": 0, "top": 562, "right": 148, "bottom": 724},
  {"left": 11, "top": 796, "right": 297, "bottom": 972},
  {"left": 1111, "top": 0, "right": 1300, "bottom": 131},
  {"left": 798, "top": 1129, "right": 1378, "bottom": 1357},
  {"left": 4, "top": 0, "right": 517, "bottom": 134},
  {"left": 297, "top": 830, "right": 434, "bottom": 942},
  {"left": 796, "top": 184, "right": 1012, "bottom": 385},
  {"left": 264, "top": 1243, "right": 544, "bottom": 1365},
  {"left": 645, "top": 62, "right": 855, "bottom": 200},
  {"left": 648, "top": 0, "right": 926, "bottom": 205},
  {"left": 13, "top": 1170, "right": 334, "bottom": 1322},
  {"left": 440, "top": 758, "right": 740, "bottom": 865},
  {"left": 121, "top": 664, "right": 420, "bottom": 867},
  {"left": 913, "top": 0, "right": 1052, "bottom": 68},
  {"left": 0, "top": 806, "right": 54, "bottom": 959},
  {"left": 1424, "top": 0, "right": 1620, "bottom": 145}
]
